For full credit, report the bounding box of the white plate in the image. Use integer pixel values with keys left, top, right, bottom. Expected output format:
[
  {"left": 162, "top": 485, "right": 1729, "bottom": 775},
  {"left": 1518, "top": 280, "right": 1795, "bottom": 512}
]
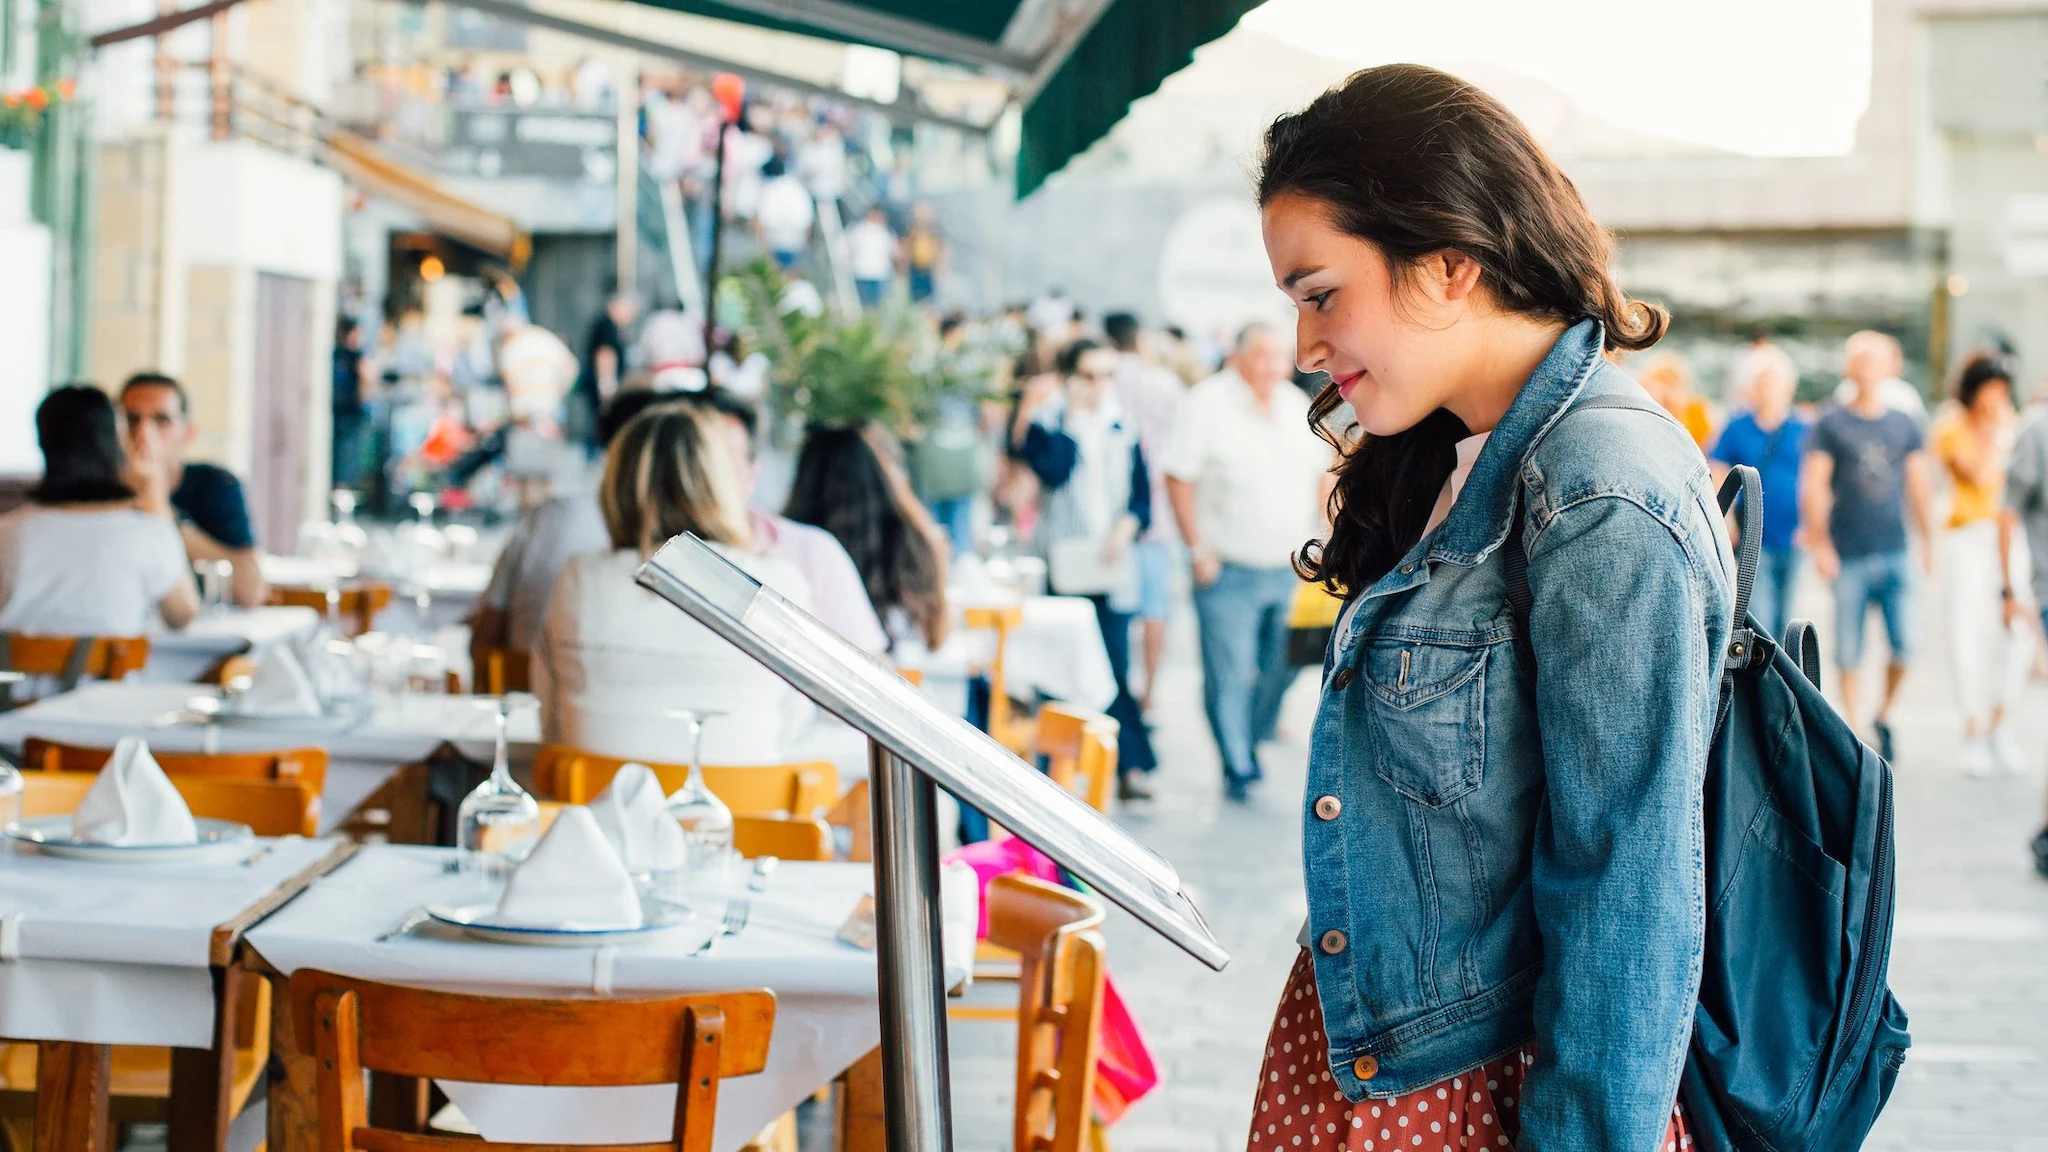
[
  {"left": 6, "top": 816, "right": 256, "bottom": 864},
  {"left": 185, "top": 695, "right": 371, "bottom": 733},
  {"left": 426, "top": 902, "right": 698, "bottom": 947}
]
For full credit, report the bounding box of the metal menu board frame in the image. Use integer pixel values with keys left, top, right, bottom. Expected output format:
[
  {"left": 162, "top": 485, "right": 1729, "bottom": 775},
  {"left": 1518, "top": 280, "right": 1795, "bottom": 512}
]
[{"left": 636, "top": 534, "right": 1226, "bottom": 1150}]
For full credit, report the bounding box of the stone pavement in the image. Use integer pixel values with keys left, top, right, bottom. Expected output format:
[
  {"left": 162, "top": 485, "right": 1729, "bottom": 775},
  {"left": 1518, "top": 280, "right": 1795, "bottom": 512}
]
[{"left": 945, "top": 578, "right": 2048, "bottom": 1151}]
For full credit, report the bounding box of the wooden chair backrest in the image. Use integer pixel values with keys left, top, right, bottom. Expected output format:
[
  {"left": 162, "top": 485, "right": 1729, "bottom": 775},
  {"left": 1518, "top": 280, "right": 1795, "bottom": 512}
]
[
  {"left": 827, "top": 779, "right": 872, "bottom": 863},
  {"left": 290, "top": 970, "right": 774, "bottom": 1152},
  {"left": 0, "top": 634, "right": 151, "bottom": 680},
  {"left": 532, "top": 745, "right": 839, "bottom": 818},
  {"left": 986, "top": 874, "right": 1108, "bottom": 1152},
  {"left": 21, "top": 773, "right": 320, "bottom": 837},
  {"left": 961, "top": 603, "right": 1024, "bottom": 726},
  {"left": 19, "top": 737, "right": 331, "bottom": 792},
  {"left": 474, "top": 647, "right": 532, "bottom": 695},
  {"left": 731, "top": 814, "right": 834, "bottom": 862},
  {"left": 268, "top": 584, "right": 392, "bottom": 637},
  {"left": 1034, "top": 703, "right": 1118, "bottom": 813}
]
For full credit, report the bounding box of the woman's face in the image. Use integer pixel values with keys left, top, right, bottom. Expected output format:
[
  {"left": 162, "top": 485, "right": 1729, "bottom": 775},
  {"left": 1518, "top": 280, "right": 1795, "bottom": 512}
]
[
  {"left": 1971, "top": 378, "right": 2014, "bottom": 423},
  {"left": 1065, "top": 348, "right": 1118, "bottom": 412},
  {"left": 1261, "top": 193, "right": 1468, "bottom": 437}
]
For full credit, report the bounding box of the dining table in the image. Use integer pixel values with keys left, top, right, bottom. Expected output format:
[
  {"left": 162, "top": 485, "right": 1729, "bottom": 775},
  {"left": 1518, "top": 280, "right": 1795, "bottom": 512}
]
[
  {"left": 244, "top": 844, "right": 979, "bottom": 1152},
  {"left": 0, "top": 834, "right": 356, "bottom": 1151},
  {"left": 260, "top": 554, "right": 494, "bottom": 634},
  {"left": 0, "top": 682, "right": 541, "bottom": 835},
  {"left": 919, "top": 593, "right": 1119, "bottom": 716},
  {"left": 137, "top": 606, "right": 324, "bottom": 685}
]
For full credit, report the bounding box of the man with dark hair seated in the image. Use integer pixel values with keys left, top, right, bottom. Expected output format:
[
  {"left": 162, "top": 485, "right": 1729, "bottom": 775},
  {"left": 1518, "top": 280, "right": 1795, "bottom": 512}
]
[{"left": 119, "top": 371, "right": 269, "bottom": 608}]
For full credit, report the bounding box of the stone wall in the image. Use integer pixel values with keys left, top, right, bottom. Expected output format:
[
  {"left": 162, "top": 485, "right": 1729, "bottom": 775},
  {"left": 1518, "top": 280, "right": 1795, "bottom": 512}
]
[{"left": 89, "top": 133, "right": 169, "bottom": 386}]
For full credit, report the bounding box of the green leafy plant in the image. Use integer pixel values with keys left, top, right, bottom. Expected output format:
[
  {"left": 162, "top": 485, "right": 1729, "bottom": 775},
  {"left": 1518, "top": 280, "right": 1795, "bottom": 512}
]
[{"left": 729, "top": 258, "right": 965, "bottom": 436}]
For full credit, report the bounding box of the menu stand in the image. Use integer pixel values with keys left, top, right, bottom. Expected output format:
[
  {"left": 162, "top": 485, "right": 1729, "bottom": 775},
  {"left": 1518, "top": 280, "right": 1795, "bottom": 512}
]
[{"left": 638, "top": 535, "right": 1228, "bottom": 1151}]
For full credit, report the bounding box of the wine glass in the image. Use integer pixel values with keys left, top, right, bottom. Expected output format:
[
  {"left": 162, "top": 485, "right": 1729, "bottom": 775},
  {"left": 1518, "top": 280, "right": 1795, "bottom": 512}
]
[
  {"left": 662, "top": 708, "right": 734, "bottom": 881},
  {"left": 457, "top": 694, "right": 541, "bottom": 887}
]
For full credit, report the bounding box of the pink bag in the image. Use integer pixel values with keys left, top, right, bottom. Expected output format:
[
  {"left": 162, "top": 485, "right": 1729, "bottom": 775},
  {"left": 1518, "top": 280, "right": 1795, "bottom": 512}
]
[{"left": 943, "top": 837, "right": 1160, "bottom": 1122}]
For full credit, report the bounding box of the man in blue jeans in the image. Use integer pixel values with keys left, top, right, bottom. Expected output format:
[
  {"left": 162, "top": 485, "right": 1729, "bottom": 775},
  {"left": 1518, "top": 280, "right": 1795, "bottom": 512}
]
[
  {"left": 1162, "top": 324, "right": 1331, "bottom": 802},
  {"left": 1800, "top": 331, "right": 1934, "bottom": 763}
]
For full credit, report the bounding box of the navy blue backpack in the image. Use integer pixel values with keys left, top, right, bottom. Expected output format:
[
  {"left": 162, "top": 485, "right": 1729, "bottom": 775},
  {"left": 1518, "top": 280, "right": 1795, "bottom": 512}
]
[{"left": 1509, "top": 395, "right": 1911, "bottom": 1150}]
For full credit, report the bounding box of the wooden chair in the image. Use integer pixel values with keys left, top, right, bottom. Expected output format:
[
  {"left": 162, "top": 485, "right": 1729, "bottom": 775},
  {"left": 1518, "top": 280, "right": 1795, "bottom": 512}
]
[
  {"left": 290, "top": 970, "right": 774, "bottom": 1151},
  {"left": 825, "top": 779, "right": 872, "bottom": 863},
  {"left": 19, "top": 737, "right": 331, "bottom": 793},
  {"left": 949, "top": 875, "right": 1108, "bottom": 1152},
  {"left": 0, "top": 633, "right": 151, "bottom": 687},
  {"left": 19, "top": 772, "right": 321, "bottom": 837},
  {"left": 732, "top": 815, "right": 834, "bottom": 862},
  {"left": 962, "top": 605, "right": 1035, "bottom": 755},
  {"left": 1035, "top": 703, "right": 1119, "bottom": 814},
  {"left": 0, "top": 773, "right": 318, "bottom": 1149},
  {"left": 532, "top": 745, "right": 839, "bottom": 819},
  {"left": 269, "top": 583, "right": 392, "bottom": 637},
  {"left": 472, "top": 647, "right": 531, "bottom": 695}
]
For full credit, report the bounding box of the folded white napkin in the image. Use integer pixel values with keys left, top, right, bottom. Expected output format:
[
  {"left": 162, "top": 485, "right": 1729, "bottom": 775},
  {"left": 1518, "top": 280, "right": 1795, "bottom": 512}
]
[
  {"left": 588, "top": 763, "right": 687, "bottom": 875},
  {"left": 239, "top": 647, "right": 323, "bottom": 717},
  {"left": 493, "top": 806, "right": 642, "bottom": 930},
  {"left": 72, "top": 737, "right": 200, "bottom": 845}
]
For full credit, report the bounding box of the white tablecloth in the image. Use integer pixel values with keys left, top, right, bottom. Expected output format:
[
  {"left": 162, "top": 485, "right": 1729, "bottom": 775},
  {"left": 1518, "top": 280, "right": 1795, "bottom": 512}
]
[
  {"left": 136, "top": 606, "right": 323, "bottom": 684},
  {"left": 923, "top": 595, "right": 1117, "bottom": 714},
  {"left": 0, "top": 836, "right": 343, "bottom": 1047},
  {"left": 247, "top": 845, "right": 977, "bottom": 1151},
  {"left": 0, "top": 683, "right": 541, "bottom": 832}
]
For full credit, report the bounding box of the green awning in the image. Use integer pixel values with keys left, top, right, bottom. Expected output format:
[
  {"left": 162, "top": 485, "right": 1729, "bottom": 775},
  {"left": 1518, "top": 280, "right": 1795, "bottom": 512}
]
[
  {"left": 1016, "top": 0, "right": 1262, "bottom": 197},
  {"left": 626, "top": 0, "right": 1263, "bottom": 197}
]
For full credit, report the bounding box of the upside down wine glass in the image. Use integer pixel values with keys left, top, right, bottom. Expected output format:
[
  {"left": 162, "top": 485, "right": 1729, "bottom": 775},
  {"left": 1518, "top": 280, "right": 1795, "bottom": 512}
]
[
  {"left": 662, "top": 708, "right": 733, "bottom": 875},
  {"left": 457, "top": 693, "right": 541, "bottom": 886}
]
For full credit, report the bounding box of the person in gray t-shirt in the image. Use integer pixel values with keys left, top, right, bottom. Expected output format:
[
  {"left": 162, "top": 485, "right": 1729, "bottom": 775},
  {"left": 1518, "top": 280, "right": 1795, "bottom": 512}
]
[
  {"left": 1998, "top": 396, "right": 2048, "bottom": 879},
  {"left": 1800, "top": 334, "right": 1935, "bottom": 763}
]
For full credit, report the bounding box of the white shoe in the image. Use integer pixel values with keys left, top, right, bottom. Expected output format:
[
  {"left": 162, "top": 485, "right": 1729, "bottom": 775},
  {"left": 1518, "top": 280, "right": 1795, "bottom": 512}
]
[
  {"left": 1992, "top": 729, "right": 2029, "bottom": 776},
  {"left": 1961, "top": 738, "right": 1996, "bottom": 778}
]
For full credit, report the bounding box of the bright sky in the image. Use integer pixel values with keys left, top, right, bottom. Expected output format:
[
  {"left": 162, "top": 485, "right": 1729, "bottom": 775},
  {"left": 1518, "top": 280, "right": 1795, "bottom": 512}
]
[{"left": 1241, "top": 0, "right": 1874, "bottom": 156}]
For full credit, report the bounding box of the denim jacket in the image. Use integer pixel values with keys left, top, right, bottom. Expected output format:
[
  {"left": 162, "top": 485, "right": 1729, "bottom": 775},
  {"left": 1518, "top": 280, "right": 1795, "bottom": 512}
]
[{"left": 1305, "top": 319, "right": 1734, "bottom": 1150}]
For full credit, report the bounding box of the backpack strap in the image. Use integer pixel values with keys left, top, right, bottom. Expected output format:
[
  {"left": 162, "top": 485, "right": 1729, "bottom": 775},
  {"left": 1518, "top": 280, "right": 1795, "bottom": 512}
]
[{"left": 1780, "top": 619, "right": 1824, "bottom": 691}]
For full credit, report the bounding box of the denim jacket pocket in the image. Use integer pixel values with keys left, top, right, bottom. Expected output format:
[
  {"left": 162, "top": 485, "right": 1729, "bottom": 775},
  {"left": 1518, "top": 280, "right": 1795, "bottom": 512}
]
[{"left": 1360, "top": 638, "right": 1491, "bottom": 807}]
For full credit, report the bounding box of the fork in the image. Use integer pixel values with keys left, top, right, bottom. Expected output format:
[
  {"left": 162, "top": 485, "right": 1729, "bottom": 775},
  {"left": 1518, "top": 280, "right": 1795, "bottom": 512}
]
[{"left": 693, "top": 898, "right": 751, "bottom": 955}]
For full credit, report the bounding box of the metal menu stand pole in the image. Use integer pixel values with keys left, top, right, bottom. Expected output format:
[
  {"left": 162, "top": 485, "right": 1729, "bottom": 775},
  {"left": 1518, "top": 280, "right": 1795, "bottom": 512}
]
[{"left": 868, "top": 740, "right": 954, "bottom": 1150}]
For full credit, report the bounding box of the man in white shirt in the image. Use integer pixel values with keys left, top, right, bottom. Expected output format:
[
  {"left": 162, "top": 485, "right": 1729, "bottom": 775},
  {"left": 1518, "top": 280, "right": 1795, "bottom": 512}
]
[
  {"left": 846, "top": 206, "right": 897, "bottom": 309},
  {"left": 1162, "top": 323, "right": 1331, "bottom": 802},
  {"left": 755, "top": 158, "right": 816, "bottom": 271}
]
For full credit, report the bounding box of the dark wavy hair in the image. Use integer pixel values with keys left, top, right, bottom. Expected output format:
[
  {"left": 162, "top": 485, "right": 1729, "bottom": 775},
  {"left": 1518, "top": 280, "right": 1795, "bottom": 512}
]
[
  {"left": 31, "top": 385, "right": 136, "bottom": 505},
  {"left": 783, "top": 423, "right": 949, "bottom": 651},
  {"left": 1260, "top": 64, "right": 1667, "bottom": 593},
  {"left": 1950, "top": 350, "right": 2015, "bottom": 410}
]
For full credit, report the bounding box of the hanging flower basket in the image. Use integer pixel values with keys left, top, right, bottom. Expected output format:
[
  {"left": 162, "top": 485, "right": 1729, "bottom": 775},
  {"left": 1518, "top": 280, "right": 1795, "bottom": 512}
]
[{"left": 1, "top": 79, "right": 76, "bottom": 151}]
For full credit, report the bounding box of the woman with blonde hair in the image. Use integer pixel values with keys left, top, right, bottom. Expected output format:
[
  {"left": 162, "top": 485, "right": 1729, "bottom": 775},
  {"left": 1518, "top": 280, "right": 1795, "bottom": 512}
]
[{"left": 534, "top": 402, "right": 831, "bottom": 766}]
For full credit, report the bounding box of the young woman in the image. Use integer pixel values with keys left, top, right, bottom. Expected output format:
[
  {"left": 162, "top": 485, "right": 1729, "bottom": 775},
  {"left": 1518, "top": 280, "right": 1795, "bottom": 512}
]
[
  {"left": 533, "top": 403, "right": 841, "bottom": 769},
  {"left": 1931, "top": 352, "right": 2026, "bottom": 775},
  {"left": 1252, "top": 65, "right": 1733, "bottom": 1150},
  {"left": 0, "top": 385, "right": 199, "bottom": 637},
  {"left": 1012, "top": 336, "right": 1160, "bottom": 796},
  {"left": 783, "top": 423, "right": 950, "bottom": 656}
]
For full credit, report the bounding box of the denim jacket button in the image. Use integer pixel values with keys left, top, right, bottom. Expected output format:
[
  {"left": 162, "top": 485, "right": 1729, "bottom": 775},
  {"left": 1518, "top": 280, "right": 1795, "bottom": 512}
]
[
  {"left": 1314, "top": 795, "right": 1342, "bottom": 820},
  {"left": 1318, "top": 929, "right": 1348, "bottom": 955},
  {"left": 1330, "top": 668, "right": 1354, "bottom": 691},
  {"left": 1352, "top": 1054, "right": 1379, "bottom": 1081}
]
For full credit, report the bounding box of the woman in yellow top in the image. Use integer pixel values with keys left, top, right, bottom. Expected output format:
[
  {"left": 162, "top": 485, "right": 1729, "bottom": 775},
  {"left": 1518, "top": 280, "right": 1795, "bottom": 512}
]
[
  {"left": 1637, "top": 351, "right": 1715, "bottom": 451},
  {"left": 1932, "top": 352, "right": 2027, "bottom": 775}
]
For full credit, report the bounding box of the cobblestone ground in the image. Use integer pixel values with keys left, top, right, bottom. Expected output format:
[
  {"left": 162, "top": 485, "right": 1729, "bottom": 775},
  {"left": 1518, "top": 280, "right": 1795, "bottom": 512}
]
[{"left": 947, "top": 571, "right": 2048, "bottom": 1152}]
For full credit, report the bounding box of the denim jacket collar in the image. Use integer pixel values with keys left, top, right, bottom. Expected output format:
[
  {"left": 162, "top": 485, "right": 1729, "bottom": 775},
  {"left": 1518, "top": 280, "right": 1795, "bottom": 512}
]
[{"left": 1424, "top": 317, "right": 1606, "bottom": 568}]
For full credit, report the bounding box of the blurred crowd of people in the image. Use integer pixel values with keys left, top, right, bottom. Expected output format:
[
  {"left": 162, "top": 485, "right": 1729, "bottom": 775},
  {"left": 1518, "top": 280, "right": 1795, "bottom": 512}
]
[{"left": 1631, "top": 331, "right": 2048, "bottom": 876}]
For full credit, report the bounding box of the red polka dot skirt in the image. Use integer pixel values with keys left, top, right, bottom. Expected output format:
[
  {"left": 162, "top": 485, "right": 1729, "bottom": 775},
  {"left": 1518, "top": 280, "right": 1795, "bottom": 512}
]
[{"left": 1248, "top": 950, "right": 1690, "bottom": 1151}]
